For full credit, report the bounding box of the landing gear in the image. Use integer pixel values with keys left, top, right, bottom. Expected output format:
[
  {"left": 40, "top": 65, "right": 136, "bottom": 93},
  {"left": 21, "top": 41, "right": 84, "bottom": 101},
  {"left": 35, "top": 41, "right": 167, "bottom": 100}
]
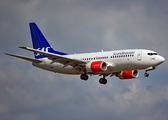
[
  {"left": 99, "top": 74, "right": 108, "bottom": 84},
  {"left": 99, "top": 78, "right": 107, "bottom": 84},
  {"left": 80, "top": 74, "right": 88, "bottom": 80},
  {"left": 80, "top": 74, "right": 108, "bottom": 84},
  {"left": 144, "top": 67, "right": 155, "bottom": 77},
  {"left": 144, "top": 72, "right": 149, "bottom": 77}
]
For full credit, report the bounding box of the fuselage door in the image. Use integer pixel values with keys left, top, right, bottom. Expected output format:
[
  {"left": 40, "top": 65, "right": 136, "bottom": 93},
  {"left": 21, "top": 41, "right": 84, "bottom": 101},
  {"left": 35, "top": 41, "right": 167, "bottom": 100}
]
[{"left": 137, "top": 51, "right": 143, "bottom": 61}]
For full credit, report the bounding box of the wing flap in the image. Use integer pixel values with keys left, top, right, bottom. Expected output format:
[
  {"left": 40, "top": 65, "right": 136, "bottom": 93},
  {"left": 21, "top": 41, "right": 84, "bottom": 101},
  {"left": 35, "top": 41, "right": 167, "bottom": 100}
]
[{"left": 5, "top": 53, "right": 42, "bottom": 63}]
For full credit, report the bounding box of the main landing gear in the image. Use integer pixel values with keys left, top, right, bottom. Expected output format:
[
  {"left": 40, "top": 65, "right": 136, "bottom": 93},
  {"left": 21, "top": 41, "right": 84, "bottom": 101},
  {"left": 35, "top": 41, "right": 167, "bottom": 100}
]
[
  {"left": 80, "top": 74, "right": 107, "bottom": 84},
  {"left": 144, "top": 66, "right": 155, "bottom": 77},
  {"left": 99, "top": 78, "right": 107, "bottom": 84},
  {"left": 80, "top": 74, "right": 88, "bottom": 80},
  {"left": 99, "top": 74, "right": 108, "bottom": 84}
]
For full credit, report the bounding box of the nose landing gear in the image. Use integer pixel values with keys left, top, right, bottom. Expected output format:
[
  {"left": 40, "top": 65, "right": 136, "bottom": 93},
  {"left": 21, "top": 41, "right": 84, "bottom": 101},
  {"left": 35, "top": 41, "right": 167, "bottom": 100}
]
[
  {"left": 144, "top": 66, "right": 155, "bottom": 77},
  {"left": 144, "top": 72, "right": 149, "bottom": 77}
]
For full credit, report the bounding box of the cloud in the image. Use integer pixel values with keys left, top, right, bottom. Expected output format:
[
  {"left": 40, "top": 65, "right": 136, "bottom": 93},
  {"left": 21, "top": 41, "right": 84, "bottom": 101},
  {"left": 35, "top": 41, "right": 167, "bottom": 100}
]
[{"left": 0, "top": 0, "right": 168, "bottom": 120}]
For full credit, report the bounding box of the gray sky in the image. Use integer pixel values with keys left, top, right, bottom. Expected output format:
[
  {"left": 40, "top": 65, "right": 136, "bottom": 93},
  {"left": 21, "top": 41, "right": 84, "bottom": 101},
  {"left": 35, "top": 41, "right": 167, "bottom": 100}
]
[{"left": 1, "top": 0, "right": 168, "bottom": 120}]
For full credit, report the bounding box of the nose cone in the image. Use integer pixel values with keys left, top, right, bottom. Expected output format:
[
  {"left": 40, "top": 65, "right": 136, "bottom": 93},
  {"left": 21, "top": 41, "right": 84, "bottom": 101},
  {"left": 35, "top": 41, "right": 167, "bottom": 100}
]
[
  {"left": 157, "top": 55, "right": 165, "bottom": 65},
  {"left": 160, "top": 56, "right": 165, "bottom": 63}
]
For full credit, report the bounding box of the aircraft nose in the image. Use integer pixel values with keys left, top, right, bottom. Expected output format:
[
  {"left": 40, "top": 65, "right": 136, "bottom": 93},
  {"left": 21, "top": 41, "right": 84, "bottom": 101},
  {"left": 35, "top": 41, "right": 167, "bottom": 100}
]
[{"left": 158, "top": 56, "right": 165, "bottom": 64}]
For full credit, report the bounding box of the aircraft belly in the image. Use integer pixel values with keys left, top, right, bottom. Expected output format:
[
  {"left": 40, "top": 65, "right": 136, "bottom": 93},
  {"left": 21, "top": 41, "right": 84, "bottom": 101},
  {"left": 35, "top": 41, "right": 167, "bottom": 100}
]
[
  {"left": 52, "top": 64, "right": 80, "bottom": 74},
  {"left": 32, "top": 62, "right": 81, "bottom": 74}
]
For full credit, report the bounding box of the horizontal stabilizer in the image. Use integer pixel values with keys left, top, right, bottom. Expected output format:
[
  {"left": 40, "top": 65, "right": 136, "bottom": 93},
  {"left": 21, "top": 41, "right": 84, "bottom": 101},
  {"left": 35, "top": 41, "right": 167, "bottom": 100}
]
[{"left": 5, "top": 53, "right": 42, "bottom": 63}]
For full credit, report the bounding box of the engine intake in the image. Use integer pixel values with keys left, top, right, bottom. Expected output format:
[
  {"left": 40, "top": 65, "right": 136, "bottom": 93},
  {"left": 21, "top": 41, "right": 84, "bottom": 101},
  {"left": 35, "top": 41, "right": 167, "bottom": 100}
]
[
  {"left": 86, "top": 61, "right": 107, "bottom": 73},
  {"left": 117, "top": 70, "right": 139, "bottom": 79}
]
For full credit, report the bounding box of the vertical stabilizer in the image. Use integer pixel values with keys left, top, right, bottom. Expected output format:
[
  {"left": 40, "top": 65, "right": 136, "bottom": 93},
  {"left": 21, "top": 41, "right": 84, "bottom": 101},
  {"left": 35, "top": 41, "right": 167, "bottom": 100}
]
[{"left": 29, "top": 22, "right": 67, "bottom": 59}]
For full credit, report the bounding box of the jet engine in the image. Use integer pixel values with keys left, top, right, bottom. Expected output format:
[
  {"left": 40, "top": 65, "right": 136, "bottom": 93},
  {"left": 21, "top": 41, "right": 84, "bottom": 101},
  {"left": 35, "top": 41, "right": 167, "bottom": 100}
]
[
  {"left": 86, "top": 61, "right": 107, "bottom": 73},
  {"left": 117, "top": 70, "right": 139, "bottom": 79}
]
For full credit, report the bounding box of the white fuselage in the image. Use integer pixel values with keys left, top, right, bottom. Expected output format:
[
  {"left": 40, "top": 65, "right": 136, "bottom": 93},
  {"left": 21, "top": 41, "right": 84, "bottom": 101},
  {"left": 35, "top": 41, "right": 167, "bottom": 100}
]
[{"left": 33, "top": 49, "right": 165, "bottom": 74}]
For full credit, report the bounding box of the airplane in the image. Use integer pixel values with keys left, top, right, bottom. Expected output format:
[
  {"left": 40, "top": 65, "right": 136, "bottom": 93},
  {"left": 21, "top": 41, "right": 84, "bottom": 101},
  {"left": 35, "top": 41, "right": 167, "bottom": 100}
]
[{"left": 5, "top": 22, "right": 165, "bottom": 84}]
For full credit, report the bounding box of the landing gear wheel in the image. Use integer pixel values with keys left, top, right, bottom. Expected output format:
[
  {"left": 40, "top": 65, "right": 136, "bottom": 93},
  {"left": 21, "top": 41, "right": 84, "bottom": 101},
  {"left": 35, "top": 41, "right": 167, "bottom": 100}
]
[
  {"left": 99, "top": 78, "right": 103, "bottom": 84},
  {"left": 144, "top": 73, "right": 149, "bottom": 77},
  {"left": 99, "top": 78, "right": 107, "bottom": 84},
  {"left": 103, "top": 79, "right": 107, "bottom": 84},
  {"left": 80, "top": 74, "right": 88, "bottom": 80}
]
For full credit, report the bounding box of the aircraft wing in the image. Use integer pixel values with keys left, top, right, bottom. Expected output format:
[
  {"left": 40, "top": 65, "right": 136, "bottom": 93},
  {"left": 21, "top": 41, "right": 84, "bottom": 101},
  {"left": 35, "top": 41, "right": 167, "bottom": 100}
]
[
  {"left": 5, "top": 53, "right": 42, "bottom": 63},
  {"left": 18, "top": 46, "right": 87, "bottom": 70}
]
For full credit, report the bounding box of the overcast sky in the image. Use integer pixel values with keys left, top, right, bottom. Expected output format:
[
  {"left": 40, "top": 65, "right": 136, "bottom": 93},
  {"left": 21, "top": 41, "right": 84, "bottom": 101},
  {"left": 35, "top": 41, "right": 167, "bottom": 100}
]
[{"left": 0, "top": 0, "right": 168, "bottom": 120}]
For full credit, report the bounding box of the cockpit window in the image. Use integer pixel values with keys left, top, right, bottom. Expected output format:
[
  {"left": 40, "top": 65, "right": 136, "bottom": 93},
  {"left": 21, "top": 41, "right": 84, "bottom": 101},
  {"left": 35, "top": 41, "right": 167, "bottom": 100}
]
[{"left": 147, "top": 53, "right": 157, "bottom": 56}]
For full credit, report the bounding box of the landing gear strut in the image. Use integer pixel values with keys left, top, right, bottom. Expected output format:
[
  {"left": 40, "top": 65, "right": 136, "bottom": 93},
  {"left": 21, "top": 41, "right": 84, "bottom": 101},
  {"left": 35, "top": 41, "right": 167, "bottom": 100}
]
[
  {"left": 144, "top": 67, "right": 155, "bottom": 77},
  {"left": 80, "top": 74, "right": 88, "bottom": 80}
]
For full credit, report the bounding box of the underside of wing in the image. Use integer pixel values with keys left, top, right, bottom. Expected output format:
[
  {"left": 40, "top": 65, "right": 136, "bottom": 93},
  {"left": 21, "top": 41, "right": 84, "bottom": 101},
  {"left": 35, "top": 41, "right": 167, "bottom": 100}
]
[{"left": 5, "top": 53, "right": 42, "bottom": 63}]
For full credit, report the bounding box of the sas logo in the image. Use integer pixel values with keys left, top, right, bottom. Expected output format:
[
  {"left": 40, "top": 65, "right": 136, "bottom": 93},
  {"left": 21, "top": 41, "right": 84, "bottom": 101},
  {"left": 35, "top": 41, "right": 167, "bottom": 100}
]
[{"left": 35, "top": 47, "right": 50, "bottom": 56}]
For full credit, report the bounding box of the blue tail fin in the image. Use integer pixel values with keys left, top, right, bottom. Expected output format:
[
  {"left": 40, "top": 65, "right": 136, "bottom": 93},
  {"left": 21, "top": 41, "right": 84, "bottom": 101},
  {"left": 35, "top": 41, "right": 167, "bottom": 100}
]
[{"left": 29, "top": 22, "right": 68, "bottom": 59}]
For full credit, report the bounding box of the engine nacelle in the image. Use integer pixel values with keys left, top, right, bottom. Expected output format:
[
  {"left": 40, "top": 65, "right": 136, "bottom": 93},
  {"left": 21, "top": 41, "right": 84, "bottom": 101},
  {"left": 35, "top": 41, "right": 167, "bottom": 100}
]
[
  {"left": 117, "top": 70, "right": 139, "bottom": 79},
  {"left": 86, "top": 61, "right": 107, "bottom": 73}
]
